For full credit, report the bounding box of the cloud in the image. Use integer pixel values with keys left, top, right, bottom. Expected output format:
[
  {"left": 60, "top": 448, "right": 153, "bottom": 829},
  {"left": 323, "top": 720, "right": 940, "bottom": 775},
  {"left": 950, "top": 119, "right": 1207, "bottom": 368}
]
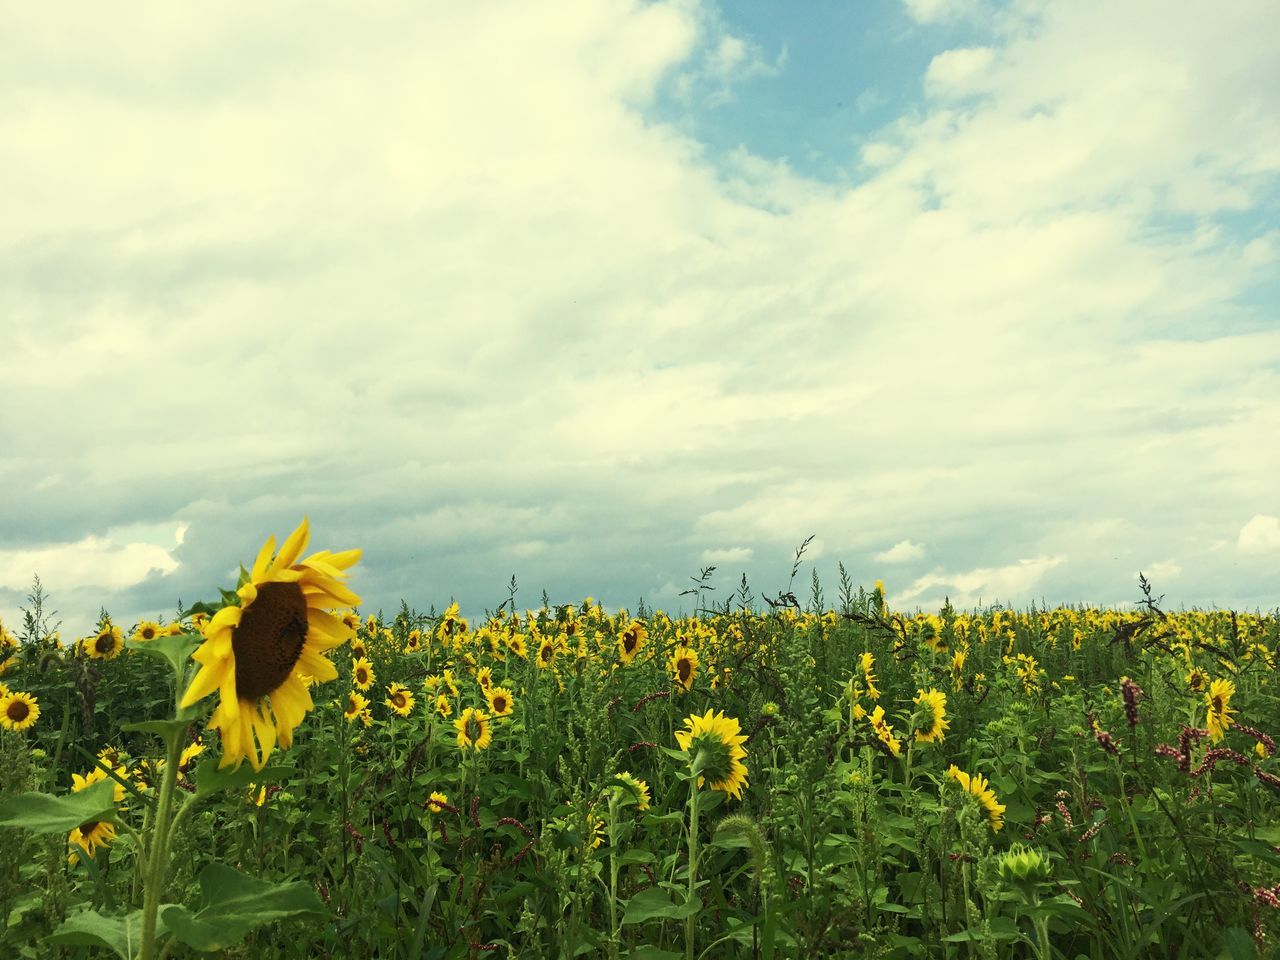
[
  {"left": 895, "top": 556, "right": 1066, "bottom": 609},
  {"left": 1238, "top": 515, "right": 1280, "bottom": 554},
  {"left": 0, "top": 526, "right": 183, "bottom": 592},
  {"left": 901, "top": 0, "right": 985, "bottom": 25},
  {"left": 700, "top": 547, "right": 754, "bottom": 564},
  {"left": 924, "top": 47, "right": 995, "bottom": 99},
  {"left": 1146, "top": 559, "right": 1182, "bottom": 580},
  {"left": 874, "top": 539, "right": 926, "bottom": 563},
  {"left": 0, "top": 0, "right": 1277, "bottom": 632}
]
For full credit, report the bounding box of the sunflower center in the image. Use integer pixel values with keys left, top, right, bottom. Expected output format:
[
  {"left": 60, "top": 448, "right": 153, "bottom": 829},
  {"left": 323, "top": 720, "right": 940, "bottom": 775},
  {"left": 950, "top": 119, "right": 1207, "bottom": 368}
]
[
  {"left": 678, "top": 659, "right": 692, "bottom": 684},
  {"left": 232, "top": 581, "right": 309, "bottom": 702},
  {"left": 392, "top": 692, "right": 406, "bottom": 708},
  {"left": 1212, "top": 696, "right": 1224, "bottom": 714},
  {"left": 95, "top": 632, "right": 115, "bottom": 654},
  {"left": 493, "top": 695, "right": 508, "bottom": 712},
  {"left": 540, "top": 646, "right": 552, "bottom": 663},
  {"left": 623, "top": 634, "right": 638, "bottom": 654},
  {"left": 7, "top": 700, "right": 29, "bottom": 722},
  {"left": 79, "top": 819, "right": 101, "bottom": 834}
]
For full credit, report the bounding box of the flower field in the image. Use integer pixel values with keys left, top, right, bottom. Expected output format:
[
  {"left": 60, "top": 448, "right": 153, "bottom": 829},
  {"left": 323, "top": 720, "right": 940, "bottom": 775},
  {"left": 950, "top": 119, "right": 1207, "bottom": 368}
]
[{"left": 1, "top": 522, "right": 1278, "bottom": 959}]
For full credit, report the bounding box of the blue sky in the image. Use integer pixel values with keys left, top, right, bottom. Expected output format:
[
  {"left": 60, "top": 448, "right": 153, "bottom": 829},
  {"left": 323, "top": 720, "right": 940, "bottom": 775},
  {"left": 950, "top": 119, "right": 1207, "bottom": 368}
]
[{"left": 1, "top": 0, "right": 1277, "bottom": 638}]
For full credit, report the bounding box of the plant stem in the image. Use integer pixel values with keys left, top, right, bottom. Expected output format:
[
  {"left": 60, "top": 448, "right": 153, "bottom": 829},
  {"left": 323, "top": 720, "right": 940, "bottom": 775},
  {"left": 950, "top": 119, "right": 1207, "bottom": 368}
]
[
  {"left": 685, "top": 772, "right": 700, "bottom": 960},
  {"left": 138, "top": 731, "right": 183, "bottom": 960}
]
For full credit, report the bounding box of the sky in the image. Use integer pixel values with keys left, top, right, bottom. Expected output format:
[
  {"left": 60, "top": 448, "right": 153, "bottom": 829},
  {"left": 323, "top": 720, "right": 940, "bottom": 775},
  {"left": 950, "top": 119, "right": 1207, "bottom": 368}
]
[{"left": 2, "top": 0, "right": 1278, "bottom": 639}]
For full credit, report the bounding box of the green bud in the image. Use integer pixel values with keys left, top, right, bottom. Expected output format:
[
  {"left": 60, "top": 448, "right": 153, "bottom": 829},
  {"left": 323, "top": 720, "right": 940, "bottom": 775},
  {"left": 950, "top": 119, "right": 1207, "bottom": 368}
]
[{"left": 998, "top": 844, "right": 1051, "bottom": 883}]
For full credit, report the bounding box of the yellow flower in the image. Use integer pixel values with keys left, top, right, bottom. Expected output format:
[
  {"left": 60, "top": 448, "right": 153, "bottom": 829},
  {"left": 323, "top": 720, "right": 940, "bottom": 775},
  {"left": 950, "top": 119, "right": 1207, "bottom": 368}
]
[
  {"left": 352, "top": 657, "right": 375, "bottom": 691},
  {"left": 476, "top": 666, "right": 493, "bottom": 691},
  {"left": 617, "top": 621, "right": 648, "bottom": 665},
  {"left": 72, "top": 765, "right": 127, "bottom": 804},
  {"left": 343, "top": 691, "right": 369, "bottom": 722},
  {"left": 180, "top": 519, "right": 361, "bottom": 771},
  {"left": 426, "top": 791, "right": 450, "bottom": 814},
  {"left": 131, "top": 620, "right": 163, "bottom": 643},
  {"left": 945, "top": 764, "right": 1005, "bottom": 832},
  {"left": 68, "top": 819, "right": 117, "bottom": 863},
  {"left": 1187, "top": 667, "right": 1209, "bottom": 693},
  {"left": 674, "top": 709, "right": 749, "bottom": 800},
  {"left": 614, "top": 771, "right": 651, "bottom": 811},
  {"left": 0, "top": 691, "right": 40, "bottom": 732},
  {"left": 1205, "top": 677, "right": 1236, "bottom": 743},
  {"left": 434, "top": 693, "right": 453, "bottom": 718},
  {"left": 455, "top": 708, "right": 492, "bottom": 751},
  {"left": 86, "top": 625, "right": 124, "bottom": 660},
  {"left": 385, "top": 683, "right": 415, "bottom": 717},
  {"left": 669, "top": 646, "right": 698, "bottom": 691},
  {"left": 484, "top": 686, "right": 515, "bottom": 717},
  {"left": 860, "top": 652, "right": 880, "bottom": 700},
  {"left": 911, "top": 689, "right": 950, "bottom": 744},
  {"left": 536, "top": 637, "right": 557, "bottom": 669},
  {"left": 868, "top": 705, "right": 901, "bottom": 758}
]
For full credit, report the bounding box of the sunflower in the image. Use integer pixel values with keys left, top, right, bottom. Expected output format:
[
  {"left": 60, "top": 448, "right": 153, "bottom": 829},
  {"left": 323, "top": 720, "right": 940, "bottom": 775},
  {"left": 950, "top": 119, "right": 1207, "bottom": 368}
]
[
  {"left": 68, "top": 819, "right": 117, "bottom": 863},
  {"left": 434, "top": 693, "right": 453, "bottom": 718},
  {"left": 350, "top": 637, "right": 369, "bottom": 659},
  {"left": 860, "top": 652, "right": 880, "bottom": 700},
  {"left": 618, "top": 621, "right": 648, "bottom": 665},
  {"left": 404, "top": 629, "right": 422, "bottom": 653},
  {"left": 72, "top": 765, "right": 127, "bottom": 804},
  {"left": 484, "top": 685, "right": 515, "bottom": 717},
  {"left": 425, "top": 791, "right": 450, "bottom": 815},
  {"left": 586, "top": 813, "right": 605, "bottom": 850},
  {"left": 441, "top": 669, "right": 460, "bottom": 699},
  {"left": 945, "top": 764, "right": 1005, "bottom": 832},
  {"left": 385, "top": 683, "right": 415, "bottom": 717},
  {"left": 179, "top": 519, "right": 361, "bottom": 771},
  {"left": 132, "top": 620, "right": 162, "bottom": 643},
  {"left": 536, "top": 637, "right": 556, "bottom": 669},
  {"left": 911, "top": 689, "right": 950, "bottom": 744},
  {"left": 455, "top": 708, "right": 492, "bottom": 751},
  {"left": 476, "top": 666, "right": 493, "bottom": 691},
  {"left": 614, "top": 771, "right": 651, "bottom": 811},
  {"left": 1205, "top": 677, "right": 1236, "bottom": 743},
  {"left": 86, "top": 625, "right": 124, "bottom": 660},
  {"left": 674, "top": 709, "right": 749, "bottom": 800},
  {"left": 352, "top": 657, "right": 375, "bottom": 691},
  {"left": 177, "top": 740, "right": 206, "bottom": 781},
  {"left": 0, "top": 691, "right": 40, "bottom": 732},
  {"left": 344, "top": 691, "right": 369, "bottom": 722},
  {"left": 508, "top": 634, "right": 529, "bottom": 660},
  {"left": 436, "top": 602, "right": 468, "bottom": 644},
  {"left": 1186, "top": 667, "right": 1209, "bottom": 693},
  {"left": 868, "top": 705, "right": 902, "bottom": 758},
  {"left": 669, "top": 646, "right": 698, "bottom": 691}
]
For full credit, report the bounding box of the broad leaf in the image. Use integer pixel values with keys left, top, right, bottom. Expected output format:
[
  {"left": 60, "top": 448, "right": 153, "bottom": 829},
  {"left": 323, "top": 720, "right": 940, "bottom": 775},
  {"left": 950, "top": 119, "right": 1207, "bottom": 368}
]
[
  {"left": 0, "top": 778, "right": 117, "bottom": 833},
  {"left": 621, "top": 887, "right": 700, "bottom": 925},
  {"left": 194, "top": 760, "right": 294, "bottom": 799},
  {"left": 160, "top": 861, "right": 325, "bottom": 951},
  {"left": 46, "top": 908, "right": 169, "bottom": 959}
]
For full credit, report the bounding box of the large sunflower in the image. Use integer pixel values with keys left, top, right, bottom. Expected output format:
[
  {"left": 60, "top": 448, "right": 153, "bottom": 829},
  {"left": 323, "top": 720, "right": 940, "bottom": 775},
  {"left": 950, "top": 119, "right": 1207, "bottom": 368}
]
[
  {"left": 1205, "top": 677, "right": 1236, "bottom": 743},
  {"left": 180, "top": 519, "right": 361, "bottom": 771},
  {"left": 618, "top": 621, "right": 648, "bottom": 665},
  {"left": 0, "top": 691, "right": 40, "bottom": 732},
  {"left": 669, "top": 646, "right": 698, "bottom": 691},
  {"left": 674, "top": 709, "right": 749, "bottom": 800}
]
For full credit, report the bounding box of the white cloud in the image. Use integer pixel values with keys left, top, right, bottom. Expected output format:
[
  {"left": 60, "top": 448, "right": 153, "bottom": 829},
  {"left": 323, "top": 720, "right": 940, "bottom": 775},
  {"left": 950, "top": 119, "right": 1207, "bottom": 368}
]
[
  {"left": 0, "top": 0, "right": 1278, "bottom": 631},
  {"left": 700, "top": 547, "right": 754, "bottom": 564},
  {"left": 924, "top": 47, "right": 994, "bottom": 98},
  {"left": 896, "top": 556, "right": 1065, "bottom": 609},
  {"left": 1238, "top": 515, "right": 1280, "bottom": 554},
  {"left": 0, "top": 532, "right": 180, "bottom": 592},
  {"left": 1146, "top": 559, "right": 1182, "bottom": 580},
  {"left": 874, "top": 539, "right": 926, "bottom": 563}
]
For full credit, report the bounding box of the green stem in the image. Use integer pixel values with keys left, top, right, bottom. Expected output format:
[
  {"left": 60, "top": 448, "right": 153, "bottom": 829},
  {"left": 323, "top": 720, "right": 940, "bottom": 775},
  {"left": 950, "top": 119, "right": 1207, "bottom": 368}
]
[
  {"left": 685, "top": 773, "right": 700, "bottom": 960},
  {"left": 138, "top": 731, "right": 183, "bottom": 960}
]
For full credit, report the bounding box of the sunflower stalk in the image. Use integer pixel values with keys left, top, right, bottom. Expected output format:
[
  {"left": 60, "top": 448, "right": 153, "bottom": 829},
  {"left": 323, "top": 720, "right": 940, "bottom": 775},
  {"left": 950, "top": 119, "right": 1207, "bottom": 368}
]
[{"left": 138, "top": 724, "right": 186, "bottom": 960}]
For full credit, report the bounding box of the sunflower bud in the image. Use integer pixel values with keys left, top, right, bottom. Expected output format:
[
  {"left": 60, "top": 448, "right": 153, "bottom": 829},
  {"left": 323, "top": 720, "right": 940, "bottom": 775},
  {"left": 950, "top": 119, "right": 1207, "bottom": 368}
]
[{"left": 998, "top": 844, "right": 1051, "bottom": 885}]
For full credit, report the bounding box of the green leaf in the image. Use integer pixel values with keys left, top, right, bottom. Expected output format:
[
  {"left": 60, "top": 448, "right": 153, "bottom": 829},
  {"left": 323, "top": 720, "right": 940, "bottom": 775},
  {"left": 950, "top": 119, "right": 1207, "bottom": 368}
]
[
  {"left": 194, "top": 760, "right": 295, "bottom": 800},
  {"left": 120, "top": 718, "right": 197, "bottom": 740},
  {"left": 179, "top": 600, "right": 223, "bottom": 620},
  {"left": 46, "top": 908, "right": 168, "bottom": 959},
  {"left": 0, "top": 778, "right": 117, "bottom": 834},
  {"left": 160, "top": 862, "right": 325, "bottom": 951},
  {"left": 621, "top": 887, "right": 700, "bottom": 925},
  {"left": 628, "top": 947, "right": 683, "bottom": 960},
  {"left": 1223, "top": 926, "right": 1258, "bottom": 960},
  {"left": 126, "top": 631, "right": 200, "bottom": 676}
]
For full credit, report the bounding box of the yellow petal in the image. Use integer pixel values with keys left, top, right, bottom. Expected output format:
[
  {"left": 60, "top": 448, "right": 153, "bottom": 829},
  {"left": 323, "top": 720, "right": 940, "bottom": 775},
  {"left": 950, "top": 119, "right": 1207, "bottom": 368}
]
[
  {"left": 272, "top": 518, "right": 311, "bottom": 574},
  {"left": 250, "top": 534, "right": 277, "bottom": 583}
]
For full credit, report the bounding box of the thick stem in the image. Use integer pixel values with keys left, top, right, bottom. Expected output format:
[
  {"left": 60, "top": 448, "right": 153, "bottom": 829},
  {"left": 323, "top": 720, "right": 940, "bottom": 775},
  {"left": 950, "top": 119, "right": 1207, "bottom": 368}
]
[
  {"left": 138, "top": 732, "right": 183, "bottom": 960},
  {"left": 685, "top": 773, "right": 700, "bottom": 960}
]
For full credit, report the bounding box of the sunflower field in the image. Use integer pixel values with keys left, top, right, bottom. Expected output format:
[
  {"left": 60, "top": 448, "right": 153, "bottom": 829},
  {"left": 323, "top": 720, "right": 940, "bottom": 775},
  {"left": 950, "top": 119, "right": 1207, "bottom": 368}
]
[{"left": 1, "top": 523, "right": 1278, "bottom": 959}]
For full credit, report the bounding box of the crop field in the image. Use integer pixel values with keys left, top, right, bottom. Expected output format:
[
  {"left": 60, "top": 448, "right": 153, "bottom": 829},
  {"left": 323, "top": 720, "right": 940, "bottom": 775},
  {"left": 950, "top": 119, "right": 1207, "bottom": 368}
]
[{"left": 0, "top": 521, "right": 1277, "bottom": 959}]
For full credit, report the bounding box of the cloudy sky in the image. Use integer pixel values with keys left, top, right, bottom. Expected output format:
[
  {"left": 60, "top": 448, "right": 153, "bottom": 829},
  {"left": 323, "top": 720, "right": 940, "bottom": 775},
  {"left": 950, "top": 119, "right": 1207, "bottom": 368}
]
[{"left": 3, "top": 0, "right": 1278, "bottom": 639}]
